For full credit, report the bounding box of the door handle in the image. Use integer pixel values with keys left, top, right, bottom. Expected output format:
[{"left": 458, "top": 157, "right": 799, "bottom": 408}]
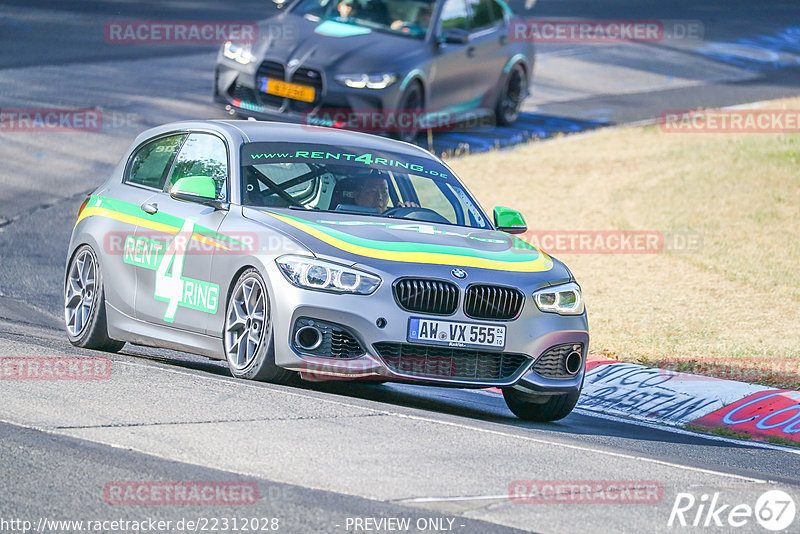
[
  {"left": 466, "top": 46, "right": 476, "bottom": 57},
  {"left": 499, "top": 35, "right": 507, "bottom": 45},
  {"left": 141, "top": 202, "right": 158, "bottom": 214}
]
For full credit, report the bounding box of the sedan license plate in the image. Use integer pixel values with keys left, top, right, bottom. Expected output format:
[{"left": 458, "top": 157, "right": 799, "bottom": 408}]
[
  {"left": 260, "top": 78, "right": 315, "bottom": 103},
  {"left": 408, "top": 318, "right": 506, "bottom": 350}
]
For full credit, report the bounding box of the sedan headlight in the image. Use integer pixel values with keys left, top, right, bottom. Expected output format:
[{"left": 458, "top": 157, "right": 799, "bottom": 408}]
[
  {"left": 533, "top": 282, "right": 584, "bottom": 315},
  {"left": 223, "top": 41, "right": 255, "bottom": 64},
  {"left": 334, "top": 73, "right": 398, "bottom": 89},
  {"left": 276, "top": 255, "right": 381, "bottom": 295}
]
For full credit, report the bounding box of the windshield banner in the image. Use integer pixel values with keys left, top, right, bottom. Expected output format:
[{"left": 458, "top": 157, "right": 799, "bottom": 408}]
[{"left": 242, "top": 142, "right": 451, "bottom": 179}]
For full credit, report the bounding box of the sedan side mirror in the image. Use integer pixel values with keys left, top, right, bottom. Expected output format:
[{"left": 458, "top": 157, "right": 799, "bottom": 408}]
[
  {"left": 494, "top": 206, "right": 527, "bottom": 234},
  {"left": 170, "top": 176, "right": 228, "bottom": 210},
  {"left": 440, "top": 27, "right": 470, "bottom": 45}
]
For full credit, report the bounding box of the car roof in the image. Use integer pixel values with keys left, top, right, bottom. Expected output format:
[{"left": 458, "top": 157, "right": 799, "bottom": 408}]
[{"left": 137, "top": 119, "right": 440, "bottom": 161}]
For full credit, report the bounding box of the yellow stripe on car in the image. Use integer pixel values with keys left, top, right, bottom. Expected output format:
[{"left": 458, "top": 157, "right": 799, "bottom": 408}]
[
  {"left": 267, "top": 212, "right": 553, "bottom": 273},
  {"left": 77, "top": 206, "right": 230, "bottom": 251}
]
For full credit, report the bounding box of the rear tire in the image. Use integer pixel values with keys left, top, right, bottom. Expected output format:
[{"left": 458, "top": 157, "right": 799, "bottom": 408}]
[
  {"left": 64, "top": 245, "right": 125, "bottom": 352},
  {"left": 224, "top": 268, "right": 296, "bottom": 384},
  {"left": 503, "top": 387, "right": 580, "bottom": 422},
  {"left": 391, "top": 81, "right": 423, "bottom": 144},
  {"left": 495, "top": 64, "right": 526, "bottom": 126}
]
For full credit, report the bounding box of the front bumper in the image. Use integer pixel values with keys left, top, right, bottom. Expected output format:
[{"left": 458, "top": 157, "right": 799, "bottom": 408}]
[
  {"left": 214, "top": 57, "right": 406, "bottom": 127},
  {"left": 266, "top": 262, "right": 589, "bottom": 395}
]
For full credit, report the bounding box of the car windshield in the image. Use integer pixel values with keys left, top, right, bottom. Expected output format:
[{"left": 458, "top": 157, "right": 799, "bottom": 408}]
[
  {"left": 240, "top": 142, "right": 490, "bottom": 229},
  {"left": 292, "top": 0, "right": 435, "bottom": 38}
]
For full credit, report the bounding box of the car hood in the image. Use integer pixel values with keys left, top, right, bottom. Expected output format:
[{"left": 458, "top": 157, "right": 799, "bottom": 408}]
[
  {"left": 257, "top": 13, "right": 427, "bottom": 72},
  {"left": 244, "top": 208, "right": 567, "bottom": 278}
]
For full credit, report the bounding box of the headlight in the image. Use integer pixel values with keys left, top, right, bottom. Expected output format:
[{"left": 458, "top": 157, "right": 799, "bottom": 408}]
[
  {"left": 334, "top": 73, "right": 398, "bottom": 89},
  {"left": 223, "top": 41, "right": 255, "bottom": 64},
  {"left": 276, "top": 255, "right": 381, "bottom": 295},
  {"left": 533, "top": 282, "right": 584, "bottom": 315}
]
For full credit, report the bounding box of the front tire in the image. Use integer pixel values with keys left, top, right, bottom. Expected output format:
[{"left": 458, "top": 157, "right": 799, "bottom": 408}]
[
  {"left": 64, "top": 245, "right": 125, "bottom": 352},
  {"left": 503, "top": 388, "right": 580, "bottom": 422},
  {"left": 224, "top": 268, "right": 296, "bottom": 384}
]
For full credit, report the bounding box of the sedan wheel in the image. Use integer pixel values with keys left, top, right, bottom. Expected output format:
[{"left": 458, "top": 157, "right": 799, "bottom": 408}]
[
  {"left": 65, "top": 248, "right": 96, "bottom": 337},
  {"left": 64, "top": 245, "right": 124, "bottom": 351},
  {"left": 225, "top": 273, "right": 267, "bottom": 372},
  {"left": 503, "top": 387, "right": 580, "bottom": 422},
  {"left": 495, "top": 64, "right": 526, "bottom": 126},
  {"left": 392, "top": 82, "right": 423, "bottom": 144},
  {"left": 224, "top": 268, "right": 296, "bottom": 383}
]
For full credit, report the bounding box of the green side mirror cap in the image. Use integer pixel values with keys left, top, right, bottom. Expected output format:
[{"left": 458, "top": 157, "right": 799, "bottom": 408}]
[
  {"left": 170, "top": 175, "right": 217, "bottom": 200},
  {"left": 493, "top": 206, "right": 527, "bottom": 234}
]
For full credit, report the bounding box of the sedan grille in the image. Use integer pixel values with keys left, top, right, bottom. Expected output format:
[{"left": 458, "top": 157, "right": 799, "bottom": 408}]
[
  {"left": 374, "top": 342, "right": 531, "bottom": 382},
  {"left": 256, "top": 60, "right": 285, "bottom": 108},
  {"left": 393, "top": 279, "right": 459, "bottom": 315},
  {"left": 289, "top": 67, "right": 323, "bottom": 112},
  {"left": 464, "top": 285, "right": 525, "bottom": 320}
]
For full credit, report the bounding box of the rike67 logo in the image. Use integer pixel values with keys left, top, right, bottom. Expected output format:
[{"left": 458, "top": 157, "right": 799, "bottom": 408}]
[{"left": 668, "top": 490, "right": 796, "bottom": 531}]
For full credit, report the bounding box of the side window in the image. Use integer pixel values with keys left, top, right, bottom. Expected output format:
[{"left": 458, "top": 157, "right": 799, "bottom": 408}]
[
  {"left": 126, "top": 134, "right": 186, "bottom": 189},
  {"left": 467, "top": 0, "right": 502, "bottom": 30},
  {"left": 166, "top": 133, "right": 229, "bottom": 200},
  {"left": 439, "top": 0, "right": 469, "bottom": 31}
]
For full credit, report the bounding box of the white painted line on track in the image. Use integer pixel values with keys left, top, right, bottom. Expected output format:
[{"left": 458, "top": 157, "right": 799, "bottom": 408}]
[
  {"left": 10, "top": 356, "right": 792, "bottom": 487},
  {"left": 110, "top": 359, "right": 779, "bottom": 482},
  {"left": 398, "top": 494, "right": 509, "bottom": 503},
  {"left": 384, "top": 412, "right": 770, "bottom": 483}
]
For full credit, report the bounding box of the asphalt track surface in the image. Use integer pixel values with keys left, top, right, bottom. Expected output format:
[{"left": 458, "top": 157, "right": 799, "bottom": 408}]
[{"left": 1, "top": 1, "right": 800, "bottom": 533}]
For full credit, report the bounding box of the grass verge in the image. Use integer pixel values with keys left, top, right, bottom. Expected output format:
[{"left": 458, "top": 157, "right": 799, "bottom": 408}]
[{"left": 449, "top": 98, "right": 800, "bottom": 390}]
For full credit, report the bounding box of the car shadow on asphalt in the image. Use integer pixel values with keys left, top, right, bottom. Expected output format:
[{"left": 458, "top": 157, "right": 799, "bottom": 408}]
[{"left": 119, "top": 347, "right": 760, "bottom": 451}]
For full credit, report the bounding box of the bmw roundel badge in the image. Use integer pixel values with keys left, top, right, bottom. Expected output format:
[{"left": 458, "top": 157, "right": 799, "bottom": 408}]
[{"left": 451, "top": 268, "right": 467, "bottom": 280}]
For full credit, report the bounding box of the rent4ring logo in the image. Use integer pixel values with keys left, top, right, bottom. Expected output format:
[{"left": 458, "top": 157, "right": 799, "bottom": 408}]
[
  {"left": 122, "top": 219, "right": 220, "bottom": 321},
  {"left": 668, "top": 490, "right": 796, "bottom": 531}
]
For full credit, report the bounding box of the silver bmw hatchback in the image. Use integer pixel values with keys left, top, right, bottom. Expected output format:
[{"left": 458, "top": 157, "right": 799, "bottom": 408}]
[{"left": 65, "top": 120, "right": 588, "bottom": 421}]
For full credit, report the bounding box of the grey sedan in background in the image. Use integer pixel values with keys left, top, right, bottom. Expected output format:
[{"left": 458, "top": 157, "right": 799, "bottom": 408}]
[{"left": 214, "top": 0, "right": 534, "bottom": 141}]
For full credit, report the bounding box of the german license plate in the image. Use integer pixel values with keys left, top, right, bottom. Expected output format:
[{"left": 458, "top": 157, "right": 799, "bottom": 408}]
[
  {"left": 260, "top": 78, "right": 315, "bottom": 102},
  {"left": 408, "top": 317, "right": 506, "bottom": 350}
]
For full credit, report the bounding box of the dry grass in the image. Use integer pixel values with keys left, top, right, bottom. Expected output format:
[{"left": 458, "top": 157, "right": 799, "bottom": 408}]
[{"left": 447, "top": 98, "right": 800, "bottom": 389}]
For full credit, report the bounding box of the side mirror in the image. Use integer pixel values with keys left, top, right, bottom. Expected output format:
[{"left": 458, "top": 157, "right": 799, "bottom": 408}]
[
  {"left": 272, "top": 0, "right": 289, "bottom": 9},
  {"left": 169, "top": 176, "right": 227, "bottom": 210},
  {"left": 440, "top": 27, "right": 470, "bottom": 45},
  {"left": 494, "top": 206, "right": 527, "bottom": 234}
]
